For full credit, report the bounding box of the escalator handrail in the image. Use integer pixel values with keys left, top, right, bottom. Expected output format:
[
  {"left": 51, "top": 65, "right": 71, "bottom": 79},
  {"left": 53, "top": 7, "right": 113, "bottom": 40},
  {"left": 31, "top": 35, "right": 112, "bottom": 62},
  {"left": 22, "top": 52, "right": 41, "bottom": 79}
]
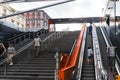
[
  {"left": 76, "top": 26, "right": 87, "bottom": 80},
  {"left": 0, "top": 32, "right": 56, "bottom": 65},
  {"left": 92, "top": 26, "right": 107, "bottom": 80},
  {"left": 100, "top": 24, "right": 120, "bottom": 75}
]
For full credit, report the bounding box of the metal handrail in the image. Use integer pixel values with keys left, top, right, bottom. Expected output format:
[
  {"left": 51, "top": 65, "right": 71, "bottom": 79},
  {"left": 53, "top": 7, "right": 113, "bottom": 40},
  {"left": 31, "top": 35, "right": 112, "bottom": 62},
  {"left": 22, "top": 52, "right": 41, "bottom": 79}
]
[
  {"left": 115, "top": 60, "right": 120, "bottom": 75},
  {"left": 7, "top": 29, "right": 43, "bottom": 42},
  {"left": 100, "top": 24, "right": 120, "bottom": 75},
  {"left": 69, "top": 40, "right": 77, "bottom": 55},
  {"left": 76, "top": 26, "right": 87, "bottom": 80},
  {"left": 7, "top": 32, "right": 29, "bottom": 41}
]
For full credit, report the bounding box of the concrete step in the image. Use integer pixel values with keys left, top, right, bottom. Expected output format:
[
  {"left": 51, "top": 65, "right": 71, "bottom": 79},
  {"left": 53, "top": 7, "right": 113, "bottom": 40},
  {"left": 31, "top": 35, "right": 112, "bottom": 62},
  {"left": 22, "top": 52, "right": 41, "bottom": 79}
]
[
  {"left": 0, "top": 75, "right": 54, "bottom": 80},
  {"left": 0, "top": 67, "right": 55, "bottom": 70},
  {"left": 0, "top": 69, "right": 54, "bottom": 73},
  {"left": 0, "top": 72, "right": 54, "bottom": 76}
]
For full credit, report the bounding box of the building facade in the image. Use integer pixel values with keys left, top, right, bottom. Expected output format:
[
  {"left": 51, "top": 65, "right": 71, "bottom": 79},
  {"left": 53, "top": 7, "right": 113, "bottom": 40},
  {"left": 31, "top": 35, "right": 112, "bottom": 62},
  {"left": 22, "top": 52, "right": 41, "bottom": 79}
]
[
  {"left": 0, "top": 4, "right": 26, "bottom": 31},
  {"left": 23, "top": 10, "right": 50, "bottom": 32}
]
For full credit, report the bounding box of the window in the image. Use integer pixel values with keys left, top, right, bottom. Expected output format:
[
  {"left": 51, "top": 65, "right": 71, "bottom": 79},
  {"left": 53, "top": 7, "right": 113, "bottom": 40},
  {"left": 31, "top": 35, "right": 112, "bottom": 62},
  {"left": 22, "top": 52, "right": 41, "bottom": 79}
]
[
  {"left": 2, "top": 9, "right": 6, "bottom": 16},
  {"left": 11, "top": 19, "right": 14, "bottom": 23},
  {"left": 17, "top": 22, "right": 19, "bottom": 25}
]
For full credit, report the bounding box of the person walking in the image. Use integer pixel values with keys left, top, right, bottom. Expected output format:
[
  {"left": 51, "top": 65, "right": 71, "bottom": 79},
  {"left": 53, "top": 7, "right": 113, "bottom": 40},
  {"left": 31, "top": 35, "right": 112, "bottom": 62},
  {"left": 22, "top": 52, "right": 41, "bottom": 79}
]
[
  {"left": 0, "top": 43, "right": 6, "bottom": 61},
  {"left": 87, "top": 47, "right": 93, "bottom": 64},
  {"left": 7, "top": 43, "right": 16, "bottom": 65},
  {"left": 33, "top": 35, "right": 41, "bottom": 56}
]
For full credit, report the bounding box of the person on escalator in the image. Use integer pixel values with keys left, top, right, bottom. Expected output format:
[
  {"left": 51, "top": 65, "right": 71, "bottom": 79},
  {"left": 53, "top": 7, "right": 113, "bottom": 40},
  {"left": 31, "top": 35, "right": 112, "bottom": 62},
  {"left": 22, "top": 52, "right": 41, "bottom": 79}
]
[
  {"left": 89, "top": 22, "right": 92, "bottom": 35},
  {"left": 87, "top": 47, "right": 93, "bottom": 64}
]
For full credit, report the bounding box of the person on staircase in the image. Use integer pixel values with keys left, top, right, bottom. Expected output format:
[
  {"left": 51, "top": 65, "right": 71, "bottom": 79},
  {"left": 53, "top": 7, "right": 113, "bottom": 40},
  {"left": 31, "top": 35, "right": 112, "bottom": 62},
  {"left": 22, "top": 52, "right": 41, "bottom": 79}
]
[
  {"left": 33, "top": 35, "right": 42, "bottom": 56},
  {"left": 7, "top": 43, "right": 16, "bottom": 66},
  {"left": 0, "top": 43, "right": 6, "bottom": 61}
]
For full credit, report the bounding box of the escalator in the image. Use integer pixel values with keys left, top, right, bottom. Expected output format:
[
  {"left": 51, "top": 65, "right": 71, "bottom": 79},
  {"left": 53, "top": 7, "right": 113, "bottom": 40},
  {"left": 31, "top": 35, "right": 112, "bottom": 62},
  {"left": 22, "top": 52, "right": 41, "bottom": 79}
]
[
  {"left": 81, "top": 28, "right": 95, "bottom": 80},
  {"left": 96, "top": 27, "right": 108, "bottom": 70},
  {"left": 96, "top": 26, "right": 118, "bottom": 79}
]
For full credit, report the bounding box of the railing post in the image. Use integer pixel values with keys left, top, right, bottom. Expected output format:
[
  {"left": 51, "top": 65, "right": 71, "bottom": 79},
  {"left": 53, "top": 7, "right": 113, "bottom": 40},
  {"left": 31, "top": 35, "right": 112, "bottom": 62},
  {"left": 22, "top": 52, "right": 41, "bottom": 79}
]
[
  {"left": 19, "top": 37, "right": 21, "bottom": 44},
  {"left": 55, "top": 48, "right": 59, "bottom": 80},
  {"left": 4, "top": 59, "right": 7, "bottom": 76}
]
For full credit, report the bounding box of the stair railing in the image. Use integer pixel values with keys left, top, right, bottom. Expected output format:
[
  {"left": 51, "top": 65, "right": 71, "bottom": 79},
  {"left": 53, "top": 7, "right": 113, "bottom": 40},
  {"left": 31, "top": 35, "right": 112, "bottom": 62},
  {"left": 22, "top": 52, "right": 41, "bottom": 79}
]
[
  {"left": 54, "top": 48, "right": 59, "bottom": 80},
  {"left": 1, "top": 29, "right": 44, "bottom": 49},
  {"left": 8, "top": 32, "right": 31, "bottom": 45},
  {"left": 41, "top": 31, "right": 67, "bottom": 50},
  {"left": 100, "top": 24, "right": 120, "bottom": 75},
  {"left": 0, "top": 31, "right": 66, "bottom": 65},
  {"left": 92, "top": 26, "right": 107, "bottom": 80},
  {"left": 69, "top": 39, "right": 77, "bottom": 55},
  {"left": 0, "top": 32, "right": 65, "bottom": 76}
]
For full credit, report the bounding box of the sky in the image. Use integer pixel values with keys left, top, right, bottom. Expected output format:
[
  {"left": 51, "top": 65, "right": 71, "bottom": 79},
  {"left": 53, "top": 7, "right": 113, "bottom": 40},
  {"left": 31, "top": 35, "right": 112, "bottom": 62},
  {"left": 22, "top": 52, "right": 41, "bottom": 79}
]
[{"left": 9, "top": 0, "right": 107, "bottom": 31}]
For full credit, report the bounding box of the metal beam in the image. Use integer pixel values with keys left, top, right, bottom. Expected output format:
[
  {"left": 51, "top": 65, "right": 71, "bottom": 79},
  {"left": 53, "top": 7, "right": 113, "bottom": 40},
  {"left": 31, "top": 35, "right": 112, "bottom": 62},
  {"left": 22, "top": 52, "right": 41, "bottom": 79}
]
[
  {"left": 0, "top": 0, "right": 58, "bottom": 4},
  {"left": 0, "top": 0, "right": 24, "bottom": 4},
  {"left": 0, "top": 0, "right": 74, "bottom": 19},
  {"left": 50, "top": 17, "right": 101, "bottom": 24}
]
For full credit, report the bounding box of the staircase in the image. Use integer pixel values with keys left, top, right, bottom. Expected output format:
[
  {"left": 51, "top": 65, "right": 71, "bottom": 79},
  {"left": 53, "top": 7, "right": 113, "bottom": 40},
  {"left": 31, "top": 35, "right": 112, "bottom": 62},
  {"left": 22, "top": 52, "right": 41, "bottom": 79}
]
[
  {"left": 0, "top": 52, "right": 55, "bottom": 80},
  {"left": 81, "top": 28, "right": 95, "bottom": 80},
  {"left": 48, "top": 31, "right": 80, "bottom": 53},
  {"left": 0, "top": 31, "right": 80, "bottom": 80}
]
